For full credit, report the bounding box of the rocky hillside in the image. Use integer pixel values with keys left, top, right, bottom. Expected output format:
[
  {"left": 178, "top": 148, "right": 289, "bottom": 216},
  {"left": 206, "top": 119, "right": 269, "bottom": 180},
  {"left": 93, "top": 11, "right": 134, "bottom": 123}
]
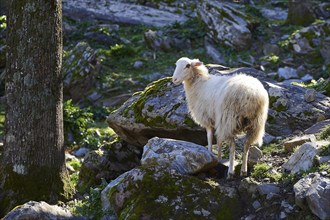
[{"left": 1, "top": 0, "right": 330, "bottom": 219}]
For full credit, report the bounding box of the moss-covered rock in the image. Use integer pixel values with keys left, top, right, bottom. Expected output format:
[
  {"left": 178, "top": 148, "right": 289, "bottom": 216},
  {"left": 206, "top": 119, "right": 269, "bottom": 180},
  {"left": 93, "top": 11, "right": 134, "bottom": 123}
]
[
  {"left": 107, "top": 76, "right": 204, "bottom": 146},
  {"left": 101, "top": 166, "right": 242, "bottom": 220}
]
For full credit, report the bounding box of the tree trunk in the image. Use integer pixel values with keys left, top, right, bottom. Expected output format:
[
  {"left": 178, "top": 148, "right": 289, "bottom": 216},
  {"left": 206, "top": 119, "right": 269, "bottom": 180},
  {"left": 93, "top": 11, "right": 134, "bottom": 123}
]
[{"left": 0, "top": 0, "right": 73, "bottom": 215}]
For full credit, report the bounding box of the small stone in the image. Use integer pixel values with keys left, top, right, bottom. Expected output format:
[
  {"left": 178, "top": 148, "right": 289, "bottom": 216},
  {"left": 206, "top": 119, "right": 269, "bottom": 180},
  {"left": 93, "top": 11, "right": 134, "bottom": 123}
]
[
  {"left": 252, "top": 200, "right": 261, "bottom": 209},
  {"left": 280, "top": 211, "right": 286, "bottom": 219},
  {"left": 248, "top": 146, "right": 263, "bottom": 164},
  {"left": 278, "top": 67, "right": 298, "bottom": 80},
  {"left": 133, "top": 60, "right": 143, "bottom": 69},
  {"left": 283, "top": 134, "right": 316, "bottom": 152},
  {"left": 304, "top": 89, "right": 316, "bottom": 103},
  {"left": 74, "top": 147, "right": 90, "bottom": 158},
  {"left": 257, "top": 183, "right": 280, "bottom": 196},
  {"left": 301, "top": 74, "right": 313, "bottom": 83}
]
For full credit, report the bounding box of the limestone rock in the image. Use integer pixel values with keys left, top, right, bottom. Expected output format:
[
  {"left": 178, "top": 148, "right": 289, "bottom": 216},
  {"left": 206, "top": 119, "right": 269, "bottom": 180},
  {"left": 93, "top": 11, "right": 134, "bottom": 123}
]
[
  {"left": 198, "top": 1, "right": 253, "bottom": 51},
  {"left": 248, "top": 146, "right": 263, "bottom": 165},
  {"left": 278, "top": 67, "right": 298, "bottom": 80},
  {"left": 141, "top": 137, "right": 218, "bottom": 174},
  {"left": 101, "top": 166, "right": 242, "bottom": 219},
  {"left": 107, "top": 77, "right": 205, "bottom": 146},
  {"left": 62, "top": 42, "right": 100, "bottom": 102},
  {"left": 305, "top": 119, "right": 330, "bottom": 136},
  {"left": 257, "top": 183, "right": 280, "bottom": 196},
  {"left": 3, "top": 201, "right": 77, "bottom": 220},
  {"left": 260, "top": 7, "right": 288, "bottom": 20},
  {"left": 63, "top": 0, "right": 187, "bottom": 27},
  {"left": 294, "top": 173, "right": 330, "bottom": 220},
  {"left": 283, "top": 134, "right": 316, "bottom": 152},
  {"left": 77, "top": 140, "right": 141, "bottom": 193},
  {"left": 282, "top": 142, "right": 318, "bottom": 174}
]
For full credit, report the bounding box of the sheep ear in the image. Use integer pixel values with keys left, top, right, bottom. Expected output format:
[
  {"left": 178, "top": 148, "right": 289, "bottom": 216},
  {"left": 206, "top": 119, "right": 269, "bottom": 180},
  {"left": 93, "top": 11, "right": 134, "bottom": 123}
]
[{"left": 191, "top": 61, "right": 203, "bottom": 68}]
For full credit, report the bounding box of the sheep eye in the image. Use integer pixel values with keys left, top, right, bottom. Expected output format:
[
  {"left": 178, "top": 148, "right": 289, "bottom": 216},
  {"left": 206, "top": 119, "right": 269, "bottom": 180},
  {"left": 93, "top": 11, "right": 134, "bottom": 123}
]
[{"left": 185, "top": 64, "right": 191, "bottom": 69}]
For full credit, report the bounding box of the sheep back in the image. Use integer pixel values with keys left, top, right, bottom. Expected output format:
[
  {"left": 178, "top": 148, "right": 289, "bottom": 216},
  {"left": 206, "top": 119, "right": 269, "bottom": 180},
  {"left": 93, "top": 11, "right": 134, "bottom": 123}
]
[{"left": 184, "top": 73, "right": 268, "bottom": 145}]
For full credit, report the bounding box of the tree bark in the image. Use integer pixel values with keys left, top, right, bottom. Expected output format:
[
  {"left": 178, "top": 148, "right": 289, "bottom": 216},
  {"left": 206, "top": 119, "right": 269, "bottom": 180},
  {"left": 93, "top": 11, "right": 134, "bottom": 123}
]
[
  {"left": 0, "top": 0, "right": 73, "bottom": 215},
  {"left": 287, "top": 0, "right": 316, "bottom": 26}
]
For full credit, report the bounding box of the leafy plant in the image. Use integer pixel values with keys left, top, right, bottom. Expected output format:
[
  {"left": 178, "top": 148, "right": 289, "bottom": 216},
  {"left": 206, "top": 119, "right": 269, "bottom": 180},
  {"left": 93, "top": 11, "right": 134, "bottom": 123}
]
[
  {"left": 251, "top": 163, "right": 282, "bottom": 182},
  {"left": 0, "top": 15, "right": 6, "bottom": 29},
  {"left": 68, "top": 179, "right": 112, "bottom": 219},
  {"left": 63, "top": 99, "right": 94, "bottom": 146}
]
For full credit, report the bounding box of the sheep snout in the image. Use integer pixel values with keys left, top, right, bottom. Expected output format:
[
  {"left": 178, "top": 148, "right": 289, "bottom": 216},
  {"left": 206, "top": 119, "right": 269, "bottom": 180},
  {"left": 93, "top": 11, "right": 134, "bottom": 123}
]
[{"left": 172, "top": 77, "right": 181, "bottom": 85}]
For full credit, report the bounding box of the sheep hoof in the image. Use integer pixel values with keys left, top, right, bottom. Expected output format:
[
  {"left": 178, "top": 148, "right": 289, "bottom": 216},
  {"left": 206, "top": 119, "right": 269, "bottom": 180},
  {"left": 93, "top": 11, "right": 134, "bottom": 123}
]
[
  {"left": 227, "top": 173, "right": 234, "bottom": 180},
  {"left": 240, "top": 171, "right": 247, "bottom": 177}
]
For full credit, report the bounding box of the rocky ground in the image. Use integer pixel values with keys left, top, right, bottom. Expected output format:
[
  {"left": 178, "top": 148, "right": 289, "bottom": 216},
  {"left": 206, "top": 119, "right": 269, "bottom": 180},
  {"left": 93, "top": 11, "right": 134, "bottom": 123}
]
[{"left": 1, "top": 0, "right": 330, "bottom": 219}]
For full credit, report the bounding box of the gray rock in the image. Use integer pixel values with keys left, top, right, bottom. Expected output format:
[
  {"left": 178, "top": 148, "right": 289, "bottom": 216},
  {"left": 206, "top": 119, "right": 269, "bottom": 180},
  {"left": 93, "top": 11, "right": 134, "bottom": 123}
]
[
  {"left": 263, "top": 43, "right": 281, "bottom": 56},
  {"left": 101, "top": 166, "right": 242, "bottom": 219},
  {"left": 63, "top": 0, "right": 187, "bottom": 27},
  {"left": 248, "top": 146, "right": 263, "bottom": 164},
  {"left": 283, "top": 134, "right": 316, "bottom": 152},
  {"left": 205, "top": 40, "right": 226, "bottom": 64},
  {"left": 294, "top": 173, "right": 330, "bottom": 220},
  {"left": 133, "top": 60, "right": 143, "bottom": 69},
  {"left": 263, "top": 133, "right": 276, "bottom": 144},
  {"left": 107, "top": 67, "right": 330, "bottom": 146},
  {"left": 304, "top": 89, "right": 316, "bottom": 103},
  {"left": 301, "top": 74, "right": 314, "bottom": 83},
  {"left": 305, "top": 119, "right": 330, "bottom": 135},
  {"left": 252, "top": 200, "right": 261, "bottom": 210},
  {"left": 78, "top": 140, "right": 141, "bottom": 193},
  {"left": 62, "top": 42, "right": 99, "bottom": 103},
  {"left": 257, "top": 183, "right": 280, "bottom": 196},
  {"left": 198, "top": 1, "right": 252, "bottom": 51},
  {"left": 282, "top": 142, "right": 318, "bottom": 174},
  {"left": 278, "top": 67, "right": 298, "bottom": 80},
  {"left": 141, "top": 137, "right": 218, "bottom": 174},
  {"left": 74, "top": 147, "right": 90, "bottom": 158},
  {"left": 3, "top": 201, "right": 76, "bottom": 220},
  {"left": 260, "top": 7, "right": 288, "bottom": 20}
]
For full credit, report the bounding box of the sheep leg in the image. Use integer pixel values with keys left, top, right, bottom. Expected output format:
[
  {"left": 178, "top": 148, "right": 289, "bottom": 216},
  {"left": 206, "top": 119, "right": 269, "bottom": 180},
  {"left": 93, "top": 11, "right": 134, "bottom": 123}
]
[
  {"left": 206, "top": 127, "right": 213, "bottom": 152},
  {"left": 241, "top": 142, "right": 250, "bottom": 177},
  {"left": 217, "top": 140, "right": 222, "bottom": 161},
  {"left": 227, "top": 139, "right": 236, "bottom": 179}
]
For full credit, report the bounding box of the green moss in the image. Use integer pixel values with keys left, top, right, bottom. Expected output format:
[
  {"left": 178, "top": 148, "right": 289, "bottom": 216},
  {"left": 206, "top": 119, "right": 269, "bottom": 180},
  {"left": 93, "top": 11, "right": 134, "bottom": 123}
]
[
  {"left": 319, "top": 125, "right": 330, "bottom": 140},
  {"left": 123, "top": 77, "right": 179, "bottom": 128},
  {"left": 110, "top": 167, "right": 241, "bottom": 219},
  {"left": 183, "top": 115, "right": 198, "bottom": 128},
  {"left": 275, "top": 103, "right": 287, "bottom": 112},
  {"left": 269, "top": 96, "right": 279, "bottom": 107},
  {"left": 251, "top": 163, "right": 282, "bottom": 182}
]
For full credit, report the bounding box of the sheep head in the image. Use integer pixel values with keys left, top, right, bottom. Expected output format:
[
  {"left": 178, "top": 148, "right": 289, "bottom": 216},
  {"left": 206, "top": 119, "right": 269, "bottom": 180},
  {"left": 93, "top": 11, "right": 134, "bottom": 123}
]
[{"left": 172, "top": 57, "right": 203, "bottom": 85}]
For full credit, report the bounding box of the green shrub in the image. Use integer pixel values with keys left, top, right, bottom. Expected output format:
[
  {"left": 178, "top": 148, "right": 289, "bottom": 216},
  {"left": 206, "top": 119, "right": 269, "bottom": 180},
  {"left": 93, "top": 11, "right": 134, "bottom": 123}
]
[{"left": 63, "top": 99, "right": 94, "bottom": 146}]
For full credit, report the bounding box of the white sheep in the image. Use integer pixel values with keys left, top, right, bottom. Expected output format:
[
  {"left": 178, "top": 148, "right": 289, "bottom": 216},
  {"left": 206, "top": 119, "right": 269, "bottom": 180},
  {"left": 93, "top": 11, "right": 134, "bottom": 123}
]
[{"left": 172, "top": 57, "right": 269, "bottom": 178}]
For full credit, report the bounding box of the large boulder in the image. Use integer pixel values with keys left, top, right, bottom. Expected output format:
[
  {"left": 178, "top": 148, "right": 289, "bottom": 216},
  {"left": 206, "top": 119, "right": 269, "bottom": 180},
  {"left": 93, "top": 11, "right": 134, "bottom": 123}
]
[
  {"left": 3, "top": 201, "right": 78, "bottom": 220},
  {"left": 77, "top": 140, "right": 141, "bottom": 193},
  {"left": 141, "top": 137, "right": 218, "bottom": 174},
  {"left": 198, "top": 1, "right": 253, "bottom": 51},
  {"left": 107, "top": 67, "right": 330, "bottom": 146},
  {"left": 294, "top": 173, "right": 330, "bottom": 220},
  {"left": 63, "top": 0, "right": 187, "bottom": 27},
  {"left": 62, "top": 42, "right": 100, "bottom": 103},
  {"left": 101, "top": 166, "right": 242, "bottom": 219}
]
